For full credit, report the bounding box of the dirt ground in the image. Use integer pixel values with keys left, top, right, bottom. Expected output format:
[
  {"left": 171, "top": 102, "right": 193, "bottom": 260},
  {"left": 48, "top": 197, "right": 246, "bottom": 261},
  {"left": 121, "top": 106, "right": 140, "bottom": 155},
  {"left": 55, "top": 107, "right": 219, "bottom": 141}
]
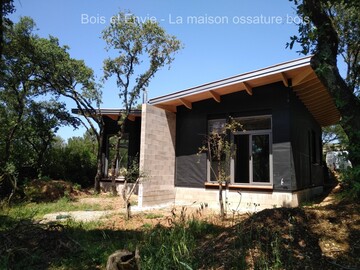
[
  {"left": 71, "top": 184, "right": 360, "bottom": 269},
  {"left": 2, "top": 179, "right": 359, "bottom": 269}
]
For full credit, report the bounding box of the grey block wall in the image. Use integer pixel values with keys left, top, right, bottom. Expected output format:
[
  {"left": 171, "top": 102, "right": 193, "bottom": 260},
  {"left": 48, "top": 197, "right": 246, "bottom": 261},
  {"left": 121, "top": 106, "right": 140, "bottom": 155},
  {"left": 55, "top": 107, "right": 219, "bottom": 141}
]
[{"left": 138, "top": 104, "right": 176, "bottom": 207}]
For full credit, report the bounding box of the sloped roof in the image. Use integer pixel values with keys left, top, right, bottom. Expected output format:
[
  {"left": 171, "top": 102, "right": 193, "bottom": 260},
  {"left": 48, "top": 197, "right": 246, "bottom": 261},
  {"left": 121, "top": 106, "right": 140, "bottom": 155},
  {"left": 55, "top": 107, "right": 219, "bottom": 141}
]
[{"left": 148, "top": 56, "right": 340, "bottom": 127}]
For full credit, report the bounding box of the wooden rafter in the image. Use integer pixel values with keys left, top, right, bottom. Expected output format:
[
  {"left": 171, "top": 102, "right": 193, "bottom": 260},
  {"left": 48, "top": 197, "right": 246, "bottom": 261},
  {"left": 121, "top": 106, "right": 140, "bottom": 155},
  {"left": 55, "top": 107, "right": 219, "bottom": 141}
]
[
  {"left": 209, "top": 90, "right": 221, "bottom": 102},
  {"left": 242, "top": 82, "right": 253, "bottom": 95},
  {"left": 280, "top": 72, "right": 289, "bottom": 87},
  {"left": 180, "top": 98, "right": 192, "bottom": 109}
]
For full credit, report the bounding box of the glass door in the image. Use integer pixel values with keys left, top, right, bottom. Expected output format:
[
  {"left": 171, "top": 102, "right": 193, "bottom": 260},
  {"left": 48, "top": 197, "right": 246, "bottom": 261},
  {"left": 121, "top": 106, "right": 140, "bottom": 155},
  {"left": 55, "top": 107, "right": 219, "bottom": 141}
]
[
  {"left": 251, "top": 134, "right": 270, "bottom": 183},
  {"left": 234, "top": 133, "right": 271, "bottom": 184}
]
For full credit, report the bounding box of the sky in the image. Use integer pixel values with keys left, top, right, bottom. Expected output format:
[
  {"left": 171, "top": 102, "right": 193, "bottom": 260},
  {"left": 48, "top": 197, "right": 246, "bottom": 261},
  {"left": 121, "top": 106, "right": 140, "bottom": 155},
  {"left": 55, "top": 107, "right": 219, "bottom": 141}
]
[{"left": 10, "top": 0, "right": 306, "bottom": 140}]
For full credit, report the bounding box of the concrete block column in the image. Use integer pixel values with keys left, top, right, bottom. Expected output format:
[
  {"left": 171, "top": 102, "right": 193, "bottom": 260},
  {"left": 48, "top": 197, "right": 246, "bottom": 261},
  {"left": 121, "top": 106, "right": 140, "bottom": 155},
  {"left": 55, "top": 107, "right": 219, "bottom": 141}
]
[{"left": 138, "top": 104, "right": 176, "bottom": 207}]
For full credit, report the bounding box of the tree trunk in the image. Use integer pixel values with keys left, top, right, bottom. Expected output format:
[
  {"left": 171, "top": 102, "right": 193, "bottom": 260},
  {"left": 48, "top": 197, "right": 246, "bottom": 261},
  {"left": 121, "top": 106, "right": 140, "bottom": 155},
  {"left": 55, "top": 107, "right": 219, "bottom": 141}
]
[
  {"left": 219, "top": 181, "right": 225, "bottom": 219},
  {"left": 303, "top": 0, "right": 360, "bottom": 167},
  {"left": 218, "top": 159, "right": 225, "bottom": 219},
  {"left": 94, "top": 128, "right": 104, "bottom": 194}
]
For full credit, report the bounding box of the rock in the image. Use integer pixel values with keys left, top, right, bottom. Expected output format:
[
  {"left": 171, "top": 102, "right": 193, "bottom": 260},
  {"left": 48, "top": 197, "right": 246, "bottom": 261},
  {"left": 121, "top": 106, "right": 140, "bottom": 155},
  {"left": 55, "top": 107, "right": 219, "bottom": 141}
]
[{"left": 106, "top": 248, "right": 140, "bottom": 270}]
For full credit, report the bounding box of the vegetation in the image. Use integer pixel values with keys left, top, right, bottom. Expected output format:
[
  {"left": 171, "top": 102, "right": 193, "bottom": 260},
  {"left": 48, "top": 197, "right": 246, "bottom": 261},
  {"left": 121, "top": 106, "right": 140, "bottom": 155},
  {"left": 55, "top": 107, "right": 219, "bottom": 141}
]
[
  {"left": 0, "top": 16, "right": 101, "bottom": 201},
  {"left": 1, "top": 187, "right": 359, "bottom": 269},
  {"left": 102, "top": 11, "right": 182, "bottom": 197},
  {"left": 288, "top": 0, "right": 360, "bottom": 198},
  {"left": 198, "top": 118, "right": 242, "bottom": 219}
]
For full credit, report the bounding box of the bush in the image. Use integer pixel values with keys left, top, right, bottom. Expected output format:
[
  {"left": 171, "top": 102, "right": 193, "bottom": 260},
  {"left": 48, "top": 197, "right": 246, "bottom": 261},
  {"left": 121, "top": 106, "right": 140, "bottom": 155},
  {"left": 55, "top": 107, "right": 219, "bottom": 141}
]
[
  {"left": 340, "top": 166, "right": 360, "bottom": 200},
  {"left": 23, "top": 179, "right": 73, "bottom": 203}
]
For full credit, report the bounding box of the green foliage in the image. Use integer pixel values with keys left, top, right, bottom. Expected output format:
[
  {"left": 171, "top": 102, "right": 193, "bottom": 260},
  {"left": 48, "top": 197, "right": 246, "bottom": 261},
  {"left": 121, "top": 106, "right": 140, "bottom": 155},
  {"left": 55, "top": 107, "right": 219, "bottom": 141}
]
[
  {"left": 0, "top": 213, "right": 140, "bottom": 269},
  {"left": 289, "top": 0, "right": 360, "bottom": 94},
  {"left": 102, "top": 11, "right": 182, "bottom": 196},
  {"left": 43, "top": 133, "right": 98, "bottom": 187},
  {"left": 102, "top": 11, "right": 182, "bottom": 112},
  {"left": 140, "top": 219, "right": 213, "bottom": 270},
  {"left": 0, "top": 16, "right": 100, "bottom": 200},
  {"left": 289, "top": 0, "right": 360, "bottom": 199},
  {"left": 3, "top": 197, "right": 108, "bottom": 221},
  {"left": 322, "top": 124, "right": 348, "bottom": 149},
  {"left": 340, "top": 166, "right": 360, "bottom": 200}
]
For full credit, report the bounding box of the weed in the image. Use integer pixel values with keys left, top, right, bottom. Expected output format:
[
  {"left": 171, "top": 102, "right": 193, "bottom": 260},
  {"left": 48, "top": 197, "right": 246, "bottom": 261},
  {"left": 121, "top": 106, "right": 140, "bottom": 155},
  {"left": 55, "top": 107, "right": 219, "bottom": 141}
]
[{"left": 144, "top": 213, "right": 164, "bottom": 219}]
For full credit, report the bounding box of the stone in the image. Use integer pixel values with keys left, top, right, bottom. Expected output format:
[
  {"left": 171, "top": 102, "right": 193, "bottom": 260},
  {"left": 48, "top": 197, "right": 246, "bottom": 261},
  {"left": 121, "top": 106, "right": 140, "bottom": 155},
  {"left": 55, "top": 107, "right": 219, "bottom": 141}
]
[{"left": 106, "top": 248, "right": 140, "bottom": 270}]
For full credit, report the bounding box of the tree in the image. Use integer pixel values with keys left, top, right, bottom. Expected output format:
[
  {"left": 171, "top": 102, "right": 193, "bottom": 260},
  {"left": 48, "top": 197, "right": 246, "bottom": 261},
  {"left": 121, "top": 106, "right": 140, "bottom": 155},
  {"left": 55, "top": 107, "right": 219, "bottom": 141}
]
[
  {"left": 198, "top": 118, "right": 242, "bottom": 219},
  {"left": 0, "top": 17, "right": 100, "bottom": 200},
  {"left": 288, "top": 0, "right": 360, "bottom": 166},
  {"left": 102, "top": 12, "right": 182, "bottom": 200},
  {"left": 288, "top": 0, "right": 360, "bottom": 197},
  {"left": 42, "top": 132, "right": 97, "bottom": 187},
  {"left": 0, "top": 0, "right": 15, "bottom": 57},
  {"left": 322, "top": 124, "right": 348, "bottom": 150}
]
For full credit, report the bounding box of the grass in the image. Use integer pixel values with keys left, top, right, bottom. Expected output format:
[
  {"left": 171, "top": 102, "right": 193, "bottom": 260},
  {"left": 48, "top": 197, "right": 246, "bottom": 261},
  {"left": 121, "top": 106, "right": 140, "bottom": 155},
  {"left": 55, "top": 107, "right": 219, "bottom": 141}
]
[
  {"left": 144, "top": 213, "right": 164, "bottom": 219},
  {"left": 2, "top": 197, "right": 107, "bottom": 220},
  {"left": 0, "top": 207, "right": 141, "bottom": 270},
  {"left": 140, "top": 218, "right": 217, "bottom": 270},
  {"left": 0, "top": 198, "right": 219, "bottom": 270},
  {"left": 2, "top": 192, "right": 357, "bottom": 269}
]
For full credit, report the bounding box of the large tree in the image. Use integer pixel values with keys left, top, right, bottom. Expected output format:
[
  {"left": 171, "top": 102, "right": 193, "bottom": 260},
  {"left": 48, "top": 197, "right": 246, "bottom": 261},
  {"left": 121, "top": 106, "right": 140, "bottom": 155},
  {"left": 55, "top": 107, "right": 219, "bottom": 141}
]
[
  {"left": 102, "top": 12, "right": 182, "bottom": 203},
  {"left": 0, "top": 0, "right": 14, "bottom": 57},
  {"left": 288, "top": 0, "right": 360, "bottom": 168},
  {"left": 0, "top": 17, "right": 102, "bottom": 199}
]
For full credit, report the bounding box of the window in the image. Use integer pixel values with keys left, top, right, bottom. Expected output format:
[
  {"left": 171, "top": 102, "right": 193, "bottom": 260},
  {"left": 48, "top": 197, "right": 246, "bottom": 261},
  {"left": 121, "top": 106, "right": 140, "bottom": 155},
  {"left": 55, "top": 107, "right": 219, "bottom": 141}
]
[
  {"left": 206, "top": 116, "right": 273, "bottom": 186},
  {"left": 309, "top": 130, "right": 319, "bottom": 164}
]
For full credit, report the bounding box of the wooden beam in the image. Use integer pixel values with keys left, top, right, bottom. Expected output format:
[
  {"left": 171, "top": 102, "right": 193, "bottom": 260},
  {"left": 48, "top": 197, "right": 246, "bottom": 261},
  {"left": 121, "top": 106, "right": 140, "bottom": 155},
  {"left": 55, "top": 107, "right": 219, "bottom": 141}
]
[
  {"left": 127, "top": 114, "right": 136, "bottom": 122},
  {"left": 280, "top": 72, "right": 289, "bottom": 87},
  {"left": 180, "top": 98, "right": 192, "bottom": 109},
  {"left": 242, "top": 82, "right": 253, "bottom": 95},
  {"left": 104, "top": 114, "right": 119, "bottom": 121},
  {"left": 209, "top": 90, "right": 221, "bottom": 103},
  {"left": 292, "top": 68, "right": 314, "bottom": 86}
]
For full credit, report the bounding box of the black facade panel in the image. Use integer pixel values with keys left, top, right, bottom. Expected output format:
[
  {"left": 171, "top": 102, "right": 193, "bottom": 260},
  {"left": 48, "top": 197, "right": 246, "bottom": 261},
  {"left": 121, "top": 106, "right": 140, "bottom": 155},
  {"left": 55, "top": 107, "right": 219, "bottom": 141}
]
[
  {"left": 289, "top": 91, "right": 323, "bottom": 189},
  {"left": 175, "top": 82, "right": 293, "bottom": 190},
  {"left": 176, "top": 154, "right": 207, "bottom": 188},
  {"left": 273, "top": 142, "right": 292, "bottom": 190}
]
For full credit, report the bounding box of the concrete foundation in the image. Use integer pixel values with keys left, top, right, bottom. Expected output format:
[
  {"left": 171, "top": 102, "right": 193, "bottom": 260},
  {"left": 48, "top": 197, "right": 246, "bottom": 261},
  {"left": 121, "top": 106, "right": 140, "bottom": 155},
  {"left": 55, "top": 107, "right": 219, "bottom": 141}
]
[{"left": 174, "top": 186, "right": 323, "bottom": 212}]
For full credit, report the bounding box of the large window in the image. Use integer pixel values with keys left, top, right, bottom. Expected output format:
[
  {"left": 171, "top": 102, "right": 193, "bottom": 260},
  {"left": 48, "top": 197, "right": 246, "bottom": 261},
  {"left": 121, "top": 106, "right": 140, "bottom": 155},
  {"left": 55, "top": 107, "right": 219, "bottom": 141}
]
[{"left": 207, "top": 116, "right": 273, "bottom": 186}]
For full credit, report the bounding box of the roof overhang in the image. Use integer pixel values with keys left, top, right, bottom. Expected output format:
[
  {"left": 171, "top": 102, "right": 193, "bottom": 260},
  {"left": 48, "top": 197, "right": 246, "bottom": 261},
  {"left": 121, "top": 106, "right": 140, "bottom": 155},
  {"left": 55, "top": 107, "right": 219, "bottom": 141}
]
[
  {"left": 71, "top": 108, "right": 142, "bottom": 122},
  {"left": 148, "top": 56, "right": 340, "bottom": 127}
]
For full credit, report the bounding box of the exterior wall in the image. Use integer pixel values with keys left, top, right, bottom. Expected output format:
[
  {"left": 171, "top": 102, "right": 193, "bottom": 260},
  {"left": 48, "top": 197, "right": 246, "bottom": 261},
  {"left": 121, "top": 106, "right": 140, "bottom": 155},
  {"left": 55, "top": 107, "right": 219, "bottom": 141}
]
[
  {"left": 175, "top": 186, "right": 323, "bottom": 211},
  {"left": 289, "top": 91, "right": 324, "bottom": 189},
  {"left": 175, "top": 82, "right": 294, "bottom": 191},
  {"left": 138, "top": 104, "right": 176, "bottom": 207}
]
